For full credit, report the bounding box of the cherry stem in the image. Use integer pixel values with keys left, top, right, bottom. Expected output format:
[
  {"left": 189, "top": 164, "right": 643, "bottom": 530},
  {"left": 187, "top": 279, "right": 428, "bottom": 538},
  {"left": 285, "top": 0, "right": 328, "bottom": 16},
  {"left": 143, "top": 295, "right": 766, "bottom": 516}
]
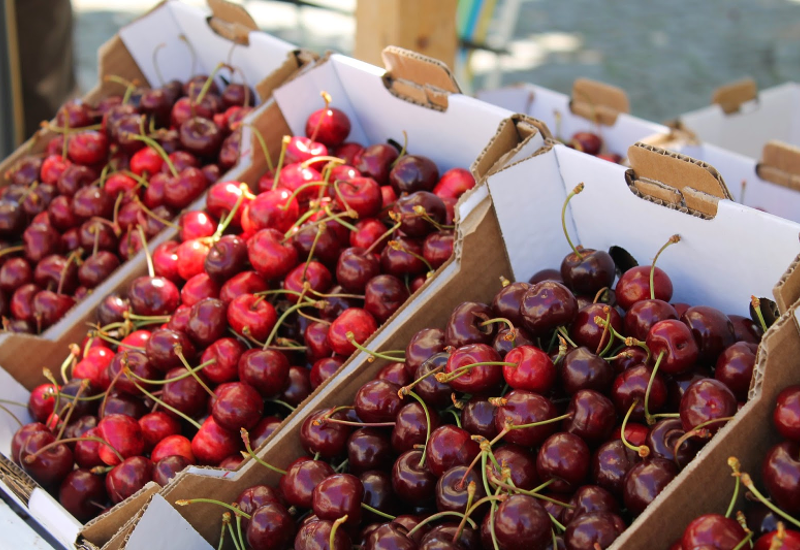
[
  {"left": 234, "top": 512, "right": 246, "bottom": 550},
  {"left": 364, "top": 219, "right": 402, "bottom": 256},
  {"left": 506, "top": 413, "right": 571, "bottom": 431},
  {"left": 280, "top": 181, "right": 330, "bottom": 210},
  {"left": 329, "top": 515, "right": 348, "bottom": 550},
  {"left": 263, "top": 299, "right": 317, "bottom": 350},
  {"left": 239, "top": 428, "right": 287, "bottom": 474},
  {"left": 390, "top": 131, "right": 409, "bottom": 169},
  {"left": 741, "top": 472, "right": 800, "bottom": 529},
  {"left": 266, "top": 398, "right": 296, "bottom": 411},
  {"left": 549, "top": 513, "right": 567, "bottom": 532},
  {"left": 130, "top": 378, "right": 202, "bottom": 430},
  {"left": 731, "top": 533, "right": 754, "bottom": 550},
  {"left": 453, "top": 482, "right": 478, "bottom": 542},
  {"left": 0, "top": 245, "right": 23, "bottom": 258},
  {"left": 561, "top": 183, "right": 585, "bottom": 259},
  {"left": 361, "top": 503, "right": 395, "bottom": 520},
  {"left": 556, "top": 326, "right": 578, "bottom": 348},
  {"left": 751, "top": 296, "right": 769, "bottom": 333},
  {"left": 300, "top": 156, "right": 344, "bottom": 171},
  {"left": 59, "top": 344, "right": 80, "bottom": 384},
  {"left": 137, "top": 226, "right": 155, "bottom": 278},
  {"left": 624, "top": 337, "right": 651, "bottom": 363},
  {"left": 307, "top": 288, "right": 365, "bottom": 301},
  {"left": 726, "top": 457, "right": 741, "bottom": 519},
  {"left": 0, "top": 404, "right": 22, "bottom": 428},
  {"left": 389, "top": 240, "right": 433, "bottom": 272},
  {"left": 319, "top": 417, "right": 395, "bottom": 429},
  {"left": 346, "top": 333, "right": 405, "bottom": 363},
  {"left": 56, "top": 380, "right": 88, "bottom": 440},
  {"left": 175, "top": 499, "right": 251, "bottom": 520},
  {"left": 596, "top": 309, "right": 612, "bottom": 356},
  {"left": 195, "top": 62, "right": 225, "bottom": 106},
  {"left": 127, "top": 134, "right": 177, "bottom": 177},
  {"left": 212, "top": 188, "right": 248, "bottom": 241},
  {"left": 437, "top": 361, "right": 516, "bottom": 384},
  {"left": 399, "top": 365, "right": 444, "bottom": 396},
  {"left": 176, "top": 347, "right": 216, "bottom": 398},
  {"left": 99, "top": 361, "right": 126, "bottom": 418},
  {"left": 644, "top": 350, "right": 666, "bottom": 425},
  {"left": 480, "top": 318, "right": 515, "bottom": 332},
  {"left": 25, "top": 435, "right": 123, "bottom": 464},
  {"left": 282, "top": 205, "right": 321, "bottom": 240},
  {"left": 322, "top": 204, "right": 359, "bottom": 232},
  {"left": 236, "top": 123, "right": 274, "bottom": 173},
  {"left": 332, "top": 181, "right": 358, "bottom": 219},
  {"left": 405, "top": 511, "right": 477, "bottom": 539},
  {"left": 309, "top": 90, "right": 332, "bottom": 143},
  {"left": 621, "top": 399, "right": 650, "bottom": 457},
  {"left": 650, "top": 234, "right": 681, "bottom": 300},
  {"left": 271, "top": 136, "right": 291, "bottom": 190},
  {"left": 404, "top": 390, "right": 432, "bottom": 468}
]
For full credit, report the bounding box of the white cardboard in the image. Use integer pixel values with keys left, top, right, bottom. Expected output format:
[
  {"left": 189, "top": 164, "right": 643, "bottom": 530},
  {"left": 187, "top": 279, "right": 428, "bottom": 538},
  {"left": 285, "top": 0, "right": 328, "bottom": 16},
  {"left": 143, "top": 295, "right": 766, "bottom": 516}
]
[
  {"left": 678, "top": 82, "right": 800, "bottom": 160},
  {"left": 488, "top": 143, "right": 800, "bottom": 316},
  {"left": 27, "top": 489, "right": 81, "bottom": 549},
  {"left": 275, "top": 54, "right": 514, "bottom": 173},
  {"left": 119, "top": 0, "right": 296, "bottom": 104},
  {"left": 0, "top": 498, "right": 55, "bottom": 550},
  {"left": 124, "top": 495, "right": 213, "bottom": 550},
  {"left": 477, "top": 84, "right": 668, "bottom": 158}
]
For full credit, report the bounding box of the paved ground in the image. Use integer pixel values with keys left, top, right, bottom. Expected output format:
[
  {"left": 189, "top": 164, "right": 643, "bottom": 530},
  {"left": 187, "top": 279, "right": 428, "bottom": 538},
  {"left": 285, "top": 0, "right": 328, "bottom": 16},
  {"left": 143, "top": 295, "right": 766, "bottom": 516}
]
[{"left": 73, "top": 0, "right": 800, "bottom": 122}]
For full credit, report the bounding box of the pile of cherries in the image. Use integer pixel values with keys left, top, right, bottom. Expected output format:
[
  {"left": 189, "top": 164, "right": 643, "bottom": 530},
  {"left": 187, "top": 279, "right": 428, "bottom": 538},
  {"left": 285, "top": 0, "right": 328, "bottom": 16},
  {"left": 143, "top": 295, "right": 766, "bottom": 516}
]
[
  {"left": 173, "top": 185, "right": 766, "bottom": 550},
  {"left": 7, "top": 91, "right": 476, "bottom": 525},
  {"left": 0, "top": 64, "right": 252, "bottom": 334},
  {"left": 674, "top": 386, "right": 800, "bottom": 550}
]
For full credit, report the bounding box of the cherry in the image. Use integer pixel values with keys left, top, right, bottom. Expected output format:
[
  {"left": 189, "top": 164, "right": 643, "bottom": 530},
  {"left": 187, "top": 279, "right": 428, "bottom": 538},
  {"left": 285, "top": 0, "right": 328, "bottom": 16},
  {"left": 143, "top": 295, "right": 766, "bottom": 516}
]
[
  {"left": 645, "top": 418, "right": 701, "bottom": 468},
  {"left": 68, "top": 130, "right": 108, "bottom": 165},
  {"left": 161, "top": 366, "right": 208, "bottom": 418},
  {"left": 248, "top": 228, "right": 299, "bottom": 281},
  {"left": 153, "top": 455, "right": 190, "bottom": 486},
  {"left": 350, "top": 218, "right": 389, "bottom": 252},
  {"left": 19, "top": 431, "right": 74, "bottom": 487},
  {"left": 405, "top": 328, "right": 446, "bottom": 375},
  {"left": 300, "top": 409, "right": 352, "bottom": 459},
  {"left": 295, "top": 519, "right": 352, "bottom": 550},
  {"left": 615, "top": 265, "right": 673, "bottom": 310},
  {"left": 445, "top": 302, "right": 496, "bottom": 348},
  {"left": 23, "top": 223, "right": 61, "bottom": 263},
  {"left": 11, "top": 422, "right": 50, "bottom": 463},
  {"left": 227, "top": 294, "right": 277, "bottom": 342},
  {"left": 106, "top": 456, "right": 153, "bottom": 504},
  {"left": 392, "top": 401, "right": 441, "bottom": 454},
  {"left": 622, "top": 457, "right": 679, "bottom": 516},
  {"left": 445, "top": 343, "right": 504, "bottom": 394},
  {"left": 389, "top": 155, "right": 439, "bottom": 195},
  {"left": 327, "top": 308, "right": 378, "bottom": 356},
  {"left": 423, "top": 230, "right": 454, "bottom": 269},
  {"left": 334, "top": 177, "right": 382, "bottom": 219},
  {"left": 591, "top": 439, "right": 640, "bottom": 498},
  {"left": 151, "top": 434, "right": 195, "bottom": 464},
  {"left": 96, "top": 413, "right": 144, "bottom": 465},
  {"left": 754, "top": 529, "right": 800, "bottom": 550},
  {"left": 365, "top": 274, "right": 410, "bottom": 323},
  {"left": 392, "top": 449, "right": 437, "bottom": 504},
  {"left": 186, "top": 297, "right": 227, "bottom": 347},
  {"left": 680, "top": 378, "right": 737, "bottom": 433},
  {"left": 32, "top": 290, "right": 76, "bottom": 330},
  {"left": 520, "top": 281, "right": 578, "bottom": 336},
  {"left": 380, "top": 236, "right": 427, "bottom": 277},
  {"left": 611, "top": 364, "right": 667, "bottom": 421},
  {"left": 191, "top": 416, "right": 241, "bottom": 466},
  {"left": 366, "top": 523, "right": 417, "bottom": 550},
  {"left": 345, "top": 428, "right": 393, "bottom": 474},
  {"left": 495, "top": 390, "right": 559, "bottom": 447},
  {"left": 212, "top": 382, "right": 264, "bottom": 432},
  {"left": 681, "top": 514, "right": 747, "bottom": 550},
  {"left": 138, "top": 411, "right": 181, "bottom": 452},
  {"left": 246, "top": 502, "right": 296, "bottom": 550},
  {"left": 681, "top": 306, "right": 736, "bottom": 363},
  {"left": 492, "top": 494, "right": 551, "bottom": 549},
  {"left": 356, "top": 144, "right": 400, "bottom": 186},
  {"left": 128, "top": 276, "right": 180, "bottom": 316},
  {"left": 774, "top": 386, "right": 800, "bottom": 442},
  {"left": 561, "top": 346, "right": 615, "bottom": 395},
  {"left": 311, "top": 357, "right": 345, "bottom": 389},
  {"left": 493, "top": 326, "right": 535, "bottom": 358},
  {"left": 503, "top": 345, "right": 556, "bottom": 393},
  {"left": 312, "top": 473, "right": 364, "bottom": 527},
  {"left": 458, "top": 396, "right": 497, "bottom": 440},
  {"left": 11, "top": 283, "right": 41, "bottom": 323},
  {"left": 249, "top": 416, "right": 283, "bottom": 449},
  {"left": 564, "top": 390, "right": 617, "bottom": 445},
  {"left": 625, "top": 299, "right": 678, "bottom": 341},
  {"left": 491, "top": 282, "right": 531, "bottom": 328},
  {"left": 536, "top": 432, "right": 590, "bottom": 492},
  {"left": 763, "top": 441, "right": 800, "bottom": 515},
  {"left": 99, "top": 392, "right": 147, "bottom": 419},
  {"left": 280, "top": 457, "right": 335, "bottom": 508},
  {"left": 0, "top": 257, "right": 32, "bottom": 293},
  {"left": 561, "top": 485, "right": 619, "bottom": 525},
  {"left": 238, "top": 349, "right": 290, "bottom": 398},
  {"left": 715, "top": 342, "right": 757, "bottom": 401},
  {"left": 730, "top": 314, "right": 763, "bottom": 345},
  {"left": 433, "top": 168, "right": 475, "bottom": 199},
  {"left": 59, "top": 468, "right": 108, "bottom": 522},
  {"left": 561, "top": 248, "right": 616, "bottom": 296},
  {"left": 564, "top": 512, "right": 626, "bottom": 550},
  {"left": 354, "top": 379, "right": 403, "bottom": 422},
  {"left": 305, "top": 99, "right": 350, "bottom": 147},
  {"left": 220, "top": 271, "right": 269, "bottom": 303}
]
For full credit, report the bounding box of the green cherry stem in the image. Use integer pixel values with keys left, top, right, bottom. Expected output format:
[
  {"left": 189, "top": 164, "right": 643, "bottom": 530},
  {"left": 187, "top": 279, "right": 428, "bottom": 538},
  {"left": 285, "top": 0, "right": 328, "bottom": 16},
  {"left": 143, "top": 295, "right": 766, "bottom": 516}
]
[
  {"left": 176, "top": 346, "right": 216, "bottom": 398},
  {"left": 175, "top": 499, "right": 251, "bottom": 520},
  {"left": 730, "top": 533, "right": 754, "bottom": 550},
  {"left": 621, "top": 399, "right": 650, "bottom": 458},
  {"left": 346, "top": 333, "right": 405, "bottom": 362},
  {"left": 405, "top": 511, "right": 476, "bottom": 539},
  {"left": 561, "top": 183, "right": 585, "bottom": 260},
  {"left": 740, "top": 472, "right": 800, "bottom": 529},
  {"left": 405, "top": 390, "right": 432, "bottom": 468},
  {"left": 329, "top": 515, "right": 348, "bottom": 550},
  {"left": 644, "top": 351, "right": 666, "bottom": 425},
  {"left": 726, "top": 457, "right": 741, "bottom": 519},
  {"left": 239, "top": 428, "right": 287, "bottom": 475},
  {"left": 650, "top": 235, "right": 681, "bottom": 300},
  {"left": 271, "top": 136, "right": 291, "bottom": 190},
  {"left": 751, "top": 296, "right": 769, "bottom": 333},
  {"left": 361, "top": 503, "right": 396, "bottom": 520},
  {"left": 130, "top": 378, "right": 202, "bottom": 430}
]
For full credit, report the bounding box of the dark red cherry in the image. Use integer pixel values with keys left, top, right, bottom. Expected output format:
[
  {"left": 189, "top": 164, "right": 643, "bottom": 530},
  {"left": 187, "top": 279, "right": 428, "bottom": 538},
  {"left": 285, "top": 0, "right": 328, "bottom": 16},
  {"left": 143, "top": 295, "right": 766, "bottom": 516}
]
[
  {"left": 295, "top": 518, "right": 352, "bottom": 550},
  {"left": 280, "top": 457, "right": 335, "bottom": 508},
  {"left": 679, "top": 378, "right": 737, "bottom": 434},
  {"left": 520, "top": 281, "right": 578, "bottom": 336},
  {"left": 560, "top": 248, "right": 616, "bottom": 296},
  {"left": 536, "top": 432, "right": 590, "bottom": 492},
  {"left": 312, "top": 473, "right": 364, "bottom": 527},
  {"left": 425, "top": 425, "right": 480, "bottom": 477},
  {"left": 681, "top": 514, "right": 747, "bottom": 550},
  {"left": 591, "top": 439, "right": 640, "bottom": 498},
  {"left": 392, "top": 401, "right": 441, "bottom": 454},
  {"left": 347, "top": 428, "right": 394, "bottom": 473},
  {"left": 564, "top": 390, "right": 617, "bottom": 445},
  {"left": 561, "top": 346, "right": 615, "bottom": 396},
  {"left": 246, "top": 502, "right": 295, "bottom": 550},
  {"left": 762, "top": 441, "right": 800, "bottom": 516},
  {"left": 715, "top": 342, "right": 757, "bottom": 401},
  {"left": 59, "top": 468, "right": 108, "bottom": 522},
  {"left": 774, "top": 386, "right": 800, "bottom": 442},
  {"left": 562, "top": 485, "right": 620, "bottom": 525},
  {"left": 128, "top": 276, "right": 180, "bottom": 317},
  {"left": 681, "top": 305, "right": 736, "bottom": 363},
  {"left": 493, "top": 494, "right": 551, "bottom": 549},
  {"left": 622, "top": 457, "right": 678, "bottom": 516},
  {"left": 645, "top": 418, "right": 701, "bottom": 468},
  {"left": 625, "top": 299, "right": 678, "bottom": 341},
  {"left": 563, "top": 512, "right": 626, "bottom": 550},
  {"left": 365, "top": 274, "right": 410, "bottom": 323},
  {"left": 729, "top": 314, "right": 763, "bottom": 345},
  {"left": 405, "top": 327, "right": 446, "bottom": 376},
  {"left": 615, "top": 265, "right": 673, "bottom": 311},
  {"left": 611, "top": 364, "right": 667, "bottom": 421},
  {"left": 300, "top": 409, "right": 352, "bottom": 459},
  {"left": 494, "top": 390, "right": 559, "bottom": 447},
  {"left": 392, "top": 449, "right": 437, "bottom": 504},
  {"left": 238, "top": 349, "right": 290, "bottom": 398},
  {"left": 389, "top": 155, "right": 439, "bottom": 194},
  {"left": 106, "top": 456, "right": 153, "bottom": 504}
]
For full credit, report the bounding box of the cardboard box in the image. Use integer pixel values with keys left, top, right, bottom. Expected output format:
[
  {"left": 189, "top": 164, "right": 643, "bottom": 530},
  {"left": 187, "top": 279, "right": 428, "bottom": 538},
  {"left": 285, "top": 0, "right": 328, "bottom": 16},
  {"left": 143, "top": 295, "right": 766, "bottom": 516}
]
[
  {"left": 0, "top": 0, "right": 306, "bottom": 373},
  {"left": 477, "top": 80, "right": 667, "bottom": 160},
  {"left": 0, "top": 47, "right": 523, "bottom": 550},
  {"left": 123, "top": 134, "right": 800, "bottom": 548}
]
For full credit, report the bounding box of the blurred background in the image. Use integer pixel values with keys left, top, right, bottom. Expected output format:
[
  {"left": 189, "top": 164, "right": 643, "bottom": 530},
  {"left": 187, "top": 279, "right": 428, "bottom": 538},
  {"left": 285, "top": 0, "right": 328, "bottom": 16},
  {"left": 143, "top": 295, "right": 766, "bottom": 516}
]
[{"left": 68, "top": 0, "right": 800, "bottom": 122}]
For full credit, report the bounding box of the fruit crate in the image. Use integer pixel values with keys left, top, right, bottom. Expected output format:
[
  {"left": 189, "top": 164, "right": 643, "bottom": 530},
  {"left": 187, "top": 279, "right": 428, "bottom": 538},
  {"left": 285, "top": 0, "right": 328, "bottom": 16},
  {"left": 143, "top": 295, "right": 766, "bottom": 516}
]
[
  {"left": 0, "top": 46, "right": 524, "bottom": 550},
  {"left": 0, "top": 0, "right": 308, "bottom": 372},
  {"left": 118, "top": 130, "right": 800, "bottom": 548}
]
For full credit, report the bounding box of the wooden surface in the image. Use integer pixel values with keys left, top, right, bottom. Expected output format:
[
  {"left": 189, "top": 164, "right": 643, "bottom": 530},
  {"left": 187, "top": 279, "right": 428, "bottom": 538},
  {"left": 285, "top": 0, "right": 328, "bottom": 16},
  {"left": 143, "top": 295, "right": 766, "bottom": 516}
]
[{"left": 354, "top": 0, "right": 458, "bottom": 70}]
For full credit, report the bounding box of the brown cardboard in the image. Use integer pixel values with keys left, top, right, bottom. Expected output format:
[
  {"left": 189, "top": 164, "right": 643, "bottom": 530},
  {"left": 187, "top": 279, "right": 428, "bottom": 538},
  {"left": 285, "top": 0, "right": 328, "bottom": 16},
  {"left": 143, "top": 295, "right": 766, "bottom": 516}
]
[
  {"left": 756, "top": 140, "right": 800, "bottom": 191},
  {"left": 711, "top": 77, "right": 758, "bottom": 114},
  {"left": 81, "top": 483, "right": 161, "bottom": 547},
  {"left": 206, "top": 0, "right": 258, "bottom": 45},
  {"left": 570, "top": 78, "right": 630, "bottom": 126},
  {"left": 627, "top": 142, "right": 732, "bottom": 217},
  {"left": 774, "top": 254, "right": 800, "bottom": 314},
  {"left": 381, "top": 46, "right": 461, "bottom": 110}
]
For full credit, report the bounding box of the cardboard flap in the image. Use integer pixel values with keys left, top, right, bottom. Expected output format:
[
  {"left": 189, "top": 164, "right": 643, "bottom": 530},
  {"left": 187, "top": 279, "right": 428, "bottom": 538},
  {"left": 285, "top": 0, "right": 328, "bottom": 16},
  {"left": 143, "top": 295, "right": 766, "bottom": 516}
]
[
  {"left": 381, "top": 46, "right": 460, "bottom": 110},
  {"left": 627, "top": 142, "right": 732, "bottom": 217},
  {"left": 757, "top": 140, "right": 800, "bottom": 191},
  {"left": 570, "top": 78, "right": 630, "bottom": 126},
  {"left": 711, "top": 77, "right": 758, "bottom": 114},
  {"left": 774, "top": 253, "right": 800, "bottom": 315},
  {"left": 206, "top": 0, "right": 257, "bottom": 45}
]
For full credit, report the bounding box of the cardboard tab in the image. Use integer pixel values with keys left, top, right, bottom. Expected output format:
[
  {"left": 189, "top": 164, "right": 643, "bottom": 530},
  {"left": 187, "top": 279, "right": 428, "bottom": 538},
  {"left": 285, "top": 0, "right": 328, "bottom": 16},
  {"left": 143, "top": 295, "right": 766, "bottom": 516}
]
[
  {"left": 381, "top": 46, "right": 460, "bottom": 110},
  {"left": 627, "top": 142, "right": 732, "bottom": 217},
  {"left": 711, "top": 77, "right": 757, "bottom": 114},
  {"left": 206, "top": 0, "right": 257, "bottom": 45},
  {"left": 757, "top": 140, "right": 800, "bottom": 191},
  {"left": 570, "top": 78, "right": 630, "bottom": 126}
]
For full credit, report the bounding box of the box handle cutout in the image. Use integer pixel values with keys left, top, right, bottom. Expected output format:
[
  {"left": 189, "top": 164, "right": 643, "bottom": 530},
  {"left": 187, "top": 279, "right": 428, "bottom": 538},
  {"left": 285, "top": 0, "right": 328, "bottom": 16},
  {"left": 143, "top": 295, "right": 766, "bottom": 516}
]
[
  {"left": 756, "top": 140, "right": 800, "bottom": 192},
  {"left": 381, "top": 46, "right": 460, "bottom": 111},
  {"left": 711, "top": 77, "right": 757, "bottom": 115},
  {"left": 206, "top": 0, "right": 257, "bottom": 46},
  {"left": 569, "top": 78, "right": 630, "bottom": 126},
  {"left": 626, "top": 142, "right": 732, "bottom": 218}
]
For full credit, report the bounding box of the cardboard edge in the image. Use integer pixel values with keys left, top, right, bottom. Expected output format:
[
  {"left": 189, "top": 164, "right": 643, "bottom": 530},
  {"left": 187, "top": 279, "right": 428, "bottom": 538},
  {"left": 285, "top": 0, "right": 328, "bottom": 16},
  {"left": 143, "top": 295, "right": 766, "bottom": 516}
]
[
  {"left": 711, "top": 77, "right": 758, "bottom": 114},
  {"left": 570, "top": 77, "right": 630, "bottom": 126},
  {"left": 380, "top": 46, "right": 461, "bottom": 111}
]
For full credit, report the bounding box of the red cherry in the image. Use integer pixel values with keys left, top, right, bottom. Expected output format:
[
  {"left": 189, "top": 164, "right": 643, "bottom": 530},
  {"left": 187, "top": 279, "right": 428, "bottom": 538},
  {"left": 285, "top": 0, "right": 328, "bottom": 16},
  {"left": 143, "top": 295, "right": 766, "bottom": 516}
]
[
  {"left": 615, "top": 266, "right": 673, "bottom": 310},
  {"left": 97, "top": 413, "right": 144, "bottom": 466},
  {"left": 503, "top": 345, "right": 556, "bottom": 393},
  {"left": 326, "top": 308, "right": 378, "bottom": 356}
]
